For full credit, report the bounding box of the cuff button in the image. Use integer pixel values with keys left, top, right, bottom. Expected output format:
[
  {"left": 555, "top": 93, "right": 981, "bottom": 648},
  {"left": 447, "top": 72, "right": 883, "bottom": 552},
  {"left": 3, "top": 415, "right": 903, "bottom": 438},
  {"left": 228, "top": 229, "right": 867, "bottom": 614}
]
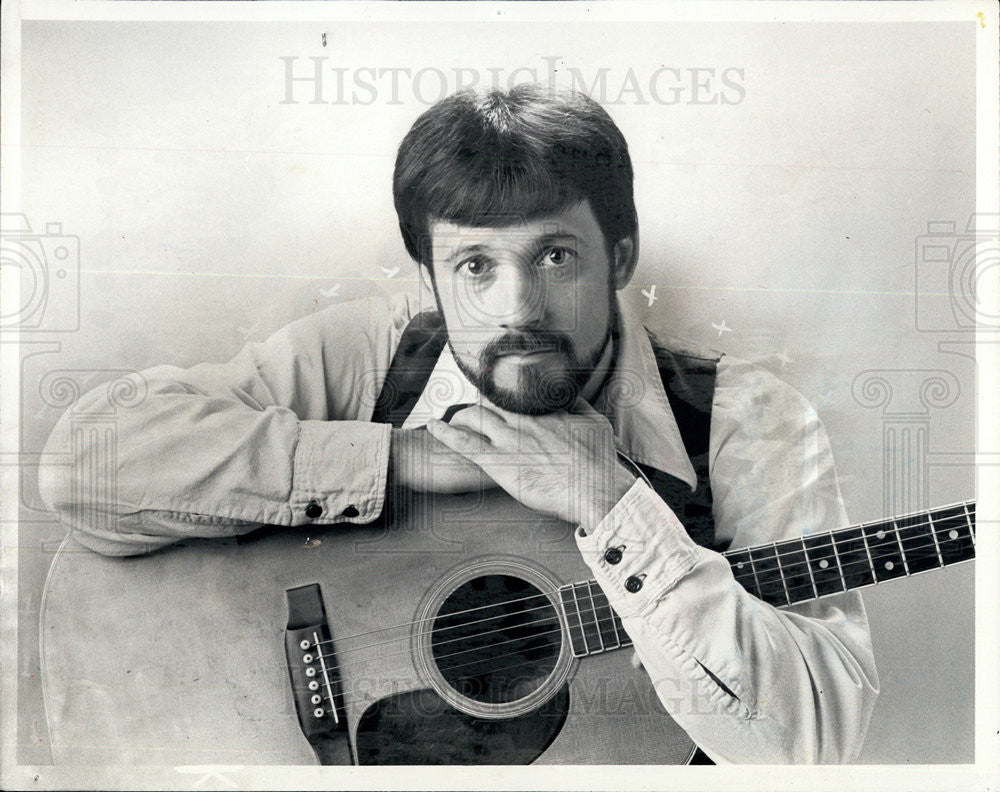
[
  {"left": 625, "top": 575, "right": 644, "bottom": 593},
  {"left": 342, "top": 505, "right": 359, "bottom": 518},
  {"left": 305, "top": 501, "right": 323, "bottom": 519},
  {"left": 603, "top": 546, "right": 624, "bottom": 565}
]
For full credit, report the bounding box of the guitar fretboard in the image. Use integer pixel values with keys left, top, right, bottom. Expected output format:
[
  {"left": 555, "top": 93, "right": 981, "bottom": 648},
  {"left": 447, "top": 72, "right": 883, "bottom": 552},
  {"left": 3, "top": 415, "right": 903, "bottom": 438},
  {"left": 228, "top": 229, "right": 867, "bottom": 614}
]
[
  {"left": 558, "top": 501, "right": 975, "bottom": 659},
  {"left": 558, "top": 581, "right": 632, "bottom": 658}
]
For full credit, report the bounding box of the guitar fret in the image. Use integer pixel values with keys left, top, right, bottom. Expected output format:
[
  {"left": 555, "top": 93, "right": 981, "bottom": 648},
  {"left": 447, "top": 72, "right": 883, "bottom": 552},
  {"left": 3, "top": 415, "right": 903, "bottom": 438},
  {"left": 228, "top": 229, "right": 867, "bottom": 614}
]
[
  {"left": 801, "top": 534, "right": 845, "bottom": 596},
  {"left": 722, "top": 501, "right": 975, "bottom": 604},
  {"left": 590, "top": 585, "right": 623, "bottom": 651},
  {"left": 801, "top": 538, "right": 820, "bottom": 600},
  {"left": 726, "top": 548, "right": 760, "bottom": 598},
  {"left": 747, "top": 553, "right": 763, "bottom": 600},
  {"left": 586, "top": 583, "right": 606, "bottom": 654},
  {"left": 573, "top": 583, "right": 592, "bottom": 656},
  {"left": 559, "top": 584, "right": 588, "bottom": 657},
  {"left": 748, "top": 545, "right": 787, "bottom": 607},
  {"left": 933, "top": 506, "right": 975, "bottom": 565},
  {"left": 892, "top": 521, "right": 910, "bottom": 575},
  {"left": 772, "top": 544, "right": 792, "bottom": 606},
  {"left": 862, "top": 521, "right": 907, "bottom": 582},
  {"left": 772, "top": 537, "right": 815, "bottom": 606},
  {"left": 928, "top": 512, "right": 945, "bottom": 566},
  {"left": 859, "top": 526, "right": 877, "bottom": 579},
  {"left": 829, "top": 530, "right": 847, "bottom": 591},
  {"left": 896, "top": 511, "right": 941, "bottom": 574},
  {"left": 560, "top": 581, "right": 632, "bottom": 658},
  {"left": 833, "top": 527, "right": 877, "bottom": 589}
]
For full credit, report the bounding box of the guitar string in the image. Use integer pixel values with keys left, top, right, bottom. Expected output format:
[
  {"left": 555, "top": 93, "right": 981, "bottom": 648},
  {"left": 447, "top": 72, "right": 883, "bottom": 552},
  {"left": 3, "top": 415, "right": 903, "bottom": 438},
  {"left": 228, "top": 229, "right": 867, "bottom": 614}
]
[
  {"left": 307, "top": 523, "right": 977, "bottom": 666},
  {"left": 309, "top": 505, "right": 976, "bottom": 650},
  {"left": 319, "top": 599, "right": 563, "bottom": 658},
  {"left": 314, "top": 541, "right": 977, "bottom": 714},
  {"left": 317, "top": 618, "right": 616, "bottom": 708},
  {"left": 309, "top": 506, "right": 976, "bottom": 652},
  {"left": 309, "top": 510, "right": 975, "bottom": 653},
  {"left": 327, "top": 642, "right": 570, "bottom": 708},
  {"left": 322, "top": 539, "right": 971, "bottom": 715},
  {"left": 320, "top": 643, "right": 582, "bottom": 713},
  {"left": 423, "top": 611, "right": 560, "bottom": 652},
  {"left": 433, "top": 633, "right": 575, "bottom": 676},
  {"left": 319, "top": 533, "right": 977, "bottom": 714},
  {"left": 319, "top": 618, "right": 625, "bottom": 710},
  {"left": 309, "top": 604, "right": 568, "bottom": 674},
  {"left": 302, "top": 534, "right": 973, "bottom": 687},
  {"left": 321, "top": 538, "right": 970, "bottom": 713}
]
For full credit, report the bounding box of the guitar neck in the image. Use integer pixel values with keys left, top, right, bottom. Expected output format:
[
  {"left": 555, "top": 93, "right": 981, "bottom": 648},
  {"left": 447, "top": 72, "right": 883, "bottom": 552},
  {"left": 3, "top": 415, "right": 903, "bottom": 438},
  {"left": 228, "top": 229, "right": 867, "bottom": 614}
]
[
  {"left": 559, "top": 501, "right": 975, "bottom": 659},
  {"left": 726, "top": 500, "right": 976, "bottom": 607}
]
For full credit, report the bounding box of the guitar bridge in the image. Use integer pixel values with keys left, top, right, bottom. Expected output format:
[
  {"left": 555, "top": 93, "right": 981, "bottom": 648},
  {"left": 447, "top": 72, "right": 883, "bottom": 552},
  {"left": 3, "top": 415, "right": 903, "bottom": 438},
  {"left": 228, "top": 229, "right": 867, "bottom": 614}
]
[{"left": 284, "top": 584, "right": 349, "bottom": 759}]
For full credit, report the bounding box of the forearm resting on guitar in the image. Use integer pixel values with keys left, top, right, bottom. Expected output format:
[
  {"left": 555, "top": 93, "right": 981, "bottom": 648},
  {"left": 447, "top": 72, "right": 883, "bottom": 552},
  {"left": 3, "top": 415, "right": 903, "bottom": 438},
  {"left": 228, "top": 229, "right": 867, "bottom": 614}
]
[
  {"left": 390, "top": 427, "right": 497, "bottom": 495},
  {"left": 36, "top": 370, "right": 394, "bottom": 556}
]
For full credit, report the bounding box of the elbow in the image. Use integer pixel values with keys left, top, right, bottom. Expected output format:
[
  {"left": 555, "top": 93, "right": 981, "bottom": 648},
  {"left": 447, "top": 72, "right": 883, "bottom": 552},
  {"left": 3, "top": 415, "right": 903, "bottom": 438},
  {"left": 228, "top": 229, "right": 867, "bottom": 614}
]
[
  {"left": 836, "top": 674, "right": 879, "bottom": 763},
  {"left": 38, "top": 411, "right": 77, "bottom": 519},
  {"left": 38, "top": 413, "right": 153, "bottom": 558},
  {"left": 806, "top": 671, "right": 880, "bottom": 764}
]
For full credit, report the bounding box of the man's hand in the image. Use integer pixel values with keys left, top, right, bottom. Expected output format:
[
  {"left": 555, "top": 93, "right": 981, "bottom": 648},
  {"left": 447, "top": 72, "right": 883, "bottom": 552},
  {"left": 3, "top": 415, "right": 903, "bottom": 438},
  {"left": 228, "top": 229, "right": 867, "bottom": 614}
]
[
  {"left": 425, "top": 399, "right": 637, "bottom": 531},
  {"left": 390, "top": 427, "right": 498, "bottom": 495}
]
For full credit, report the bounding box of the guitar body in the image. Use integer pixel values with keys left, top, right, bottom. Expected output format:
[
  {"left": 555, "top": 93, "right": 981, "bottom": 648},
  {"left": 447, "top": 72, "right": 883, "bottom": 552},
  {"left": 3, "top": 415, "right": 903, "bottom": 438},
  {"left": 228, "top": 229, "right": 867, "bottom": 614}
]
[{"left": 41, "top": 489, "right": 696, "bottom": 765}]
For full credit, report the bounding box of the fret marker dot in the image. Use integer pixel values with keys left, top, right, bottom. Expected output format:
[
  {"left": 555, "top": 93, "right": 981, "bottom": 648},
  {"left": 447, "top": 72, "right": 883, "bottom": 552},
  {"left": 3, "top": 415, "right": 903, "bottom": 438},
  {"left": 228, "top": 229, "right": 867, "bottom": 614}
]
[
  {"left": 876, "top": 529, "right": 886, "bottom": 540},
  {"left": 885, "top": 561, "right": 894, "bottom": 571},
  {"left": 818, "top": 559, "right": 829, "bottom": 569},
  {"left": 737, "top": 562, "right": 744, "bottom": 569},
  {"left": 948, "top": 529, "right": 959, "bottom": 540}
]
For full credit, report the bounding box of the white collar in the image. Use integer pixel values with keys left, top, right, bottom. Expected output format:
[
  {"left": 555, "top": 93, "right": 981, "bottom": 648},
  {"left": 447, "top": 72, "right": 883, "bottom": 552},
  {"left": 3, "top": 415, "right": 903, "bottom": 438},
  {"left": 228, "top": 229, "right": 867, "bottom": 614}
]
[{"left": 400, "top": 297, "right": 698, "bottom": 491}]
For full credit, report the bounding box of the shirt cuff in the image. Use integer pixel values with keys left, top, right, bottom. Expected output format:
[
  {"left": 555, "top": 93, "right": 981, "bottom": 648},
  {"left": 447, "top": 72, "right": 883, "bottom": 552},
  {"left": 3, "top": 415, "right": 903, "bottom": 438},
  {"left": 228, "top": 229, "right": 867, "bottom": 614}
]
[
  {"left": 291, "top": 420, "right": 391, "bottom": 524},
  {"left": 575, "top": 478, "right": 702, "bottom": 618}
]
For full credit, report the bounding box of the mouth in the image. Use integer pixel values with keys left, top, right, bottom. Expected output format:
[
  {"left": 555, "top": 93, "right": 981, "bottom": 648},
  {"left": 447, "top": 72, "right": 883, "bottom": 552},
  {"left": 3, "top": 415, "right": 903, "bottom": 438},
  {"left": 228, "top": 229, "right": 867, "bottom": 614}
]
[{"left": 496, "top": 349, "right": 558, "bottom": 360}]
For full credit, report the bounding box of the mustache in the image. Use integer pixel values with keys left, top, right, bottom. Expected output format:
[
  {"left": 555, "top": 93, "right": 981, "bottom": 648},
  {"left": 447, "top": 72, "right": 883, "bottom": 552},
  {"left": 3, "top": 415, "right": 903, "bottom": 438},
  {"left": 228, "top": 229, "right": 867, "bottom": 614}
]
[{"left": 481, "top": 331, "right": 573, "bottom": 362}]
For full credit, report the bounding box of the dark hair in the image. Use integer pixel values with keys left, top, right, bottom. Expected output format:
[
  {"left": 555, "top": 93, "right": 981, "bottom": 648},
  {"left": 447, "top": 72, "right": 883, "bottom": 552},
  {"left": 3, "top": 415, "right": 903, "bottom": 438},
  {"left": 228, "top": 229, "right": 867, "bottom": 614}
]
[{"left": 392, "top": 83, "right": 636, "bottom": 269}]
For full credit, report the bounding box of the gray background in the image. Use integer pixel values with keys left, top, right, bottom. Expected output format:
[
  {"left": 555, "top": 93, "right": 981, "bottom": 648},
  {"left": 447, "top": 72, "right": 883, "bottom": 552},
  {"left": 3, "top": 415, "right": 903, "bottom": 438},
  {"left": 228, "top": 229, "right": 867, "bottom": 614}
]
[{"left": 16, "top": 20, "right": 976, "bottom": 764}]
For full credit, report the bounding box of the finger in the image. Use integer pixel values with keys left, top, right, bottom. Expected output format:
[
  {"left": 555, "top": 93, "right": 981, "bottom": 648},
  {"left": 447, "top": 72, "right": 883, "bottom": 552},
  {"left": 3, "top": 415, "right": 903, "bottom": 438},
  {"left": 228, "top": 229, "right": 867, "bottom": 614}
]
[
  {"left": 425, "top": 419, "right": 491, "bottom": 461},
  {"left": 448, "top": 405, "right": 517, "bottom": 445}
]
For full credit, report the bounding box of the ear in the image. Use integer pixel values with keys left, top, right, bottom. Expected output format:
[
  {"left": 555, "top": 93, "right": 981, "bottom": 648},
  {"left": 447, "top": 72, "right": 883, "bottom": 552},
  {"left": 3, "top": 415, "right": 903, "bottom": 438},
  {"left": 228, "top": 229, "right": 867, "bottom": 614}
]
[{"left": 611, "top": 232, "right": 639, "bottom": 290}]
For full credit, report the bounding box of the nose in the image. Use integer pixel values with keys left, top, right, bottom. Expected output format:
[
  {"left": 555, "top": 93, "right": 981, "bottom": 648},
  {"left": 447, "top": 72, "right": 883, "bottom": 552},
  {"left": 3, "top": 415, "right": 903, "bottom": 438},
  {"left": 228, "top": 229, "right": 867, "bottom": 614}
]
[{"left": 492, "top": 262, "right": 546, "bottom": 330}]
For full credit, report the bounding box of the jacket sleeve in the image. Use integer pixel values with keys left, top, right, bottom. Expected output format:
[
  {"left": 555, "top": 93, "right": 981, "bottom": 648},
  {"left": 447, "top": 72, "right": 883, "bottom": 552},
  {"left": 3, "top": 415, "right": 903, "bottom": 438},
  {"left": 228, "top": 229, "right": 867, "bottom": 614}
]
[
  {"left": 574, "top": 360, "right": 879, "bottom": 763},
  {"left": 38, "top": 296, "right": 407, "bottom": 556}
]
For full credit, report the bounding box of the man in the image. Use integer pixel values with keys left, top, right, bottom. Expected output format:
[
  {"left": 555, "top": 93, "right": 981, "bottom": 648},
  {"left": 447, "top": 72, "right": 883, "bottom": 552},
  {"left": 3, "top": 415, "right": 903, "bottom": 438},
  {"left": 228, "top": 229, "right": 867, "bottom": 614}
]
[{"left": 40, "top": 84, "right": 878, "bottom": 763}]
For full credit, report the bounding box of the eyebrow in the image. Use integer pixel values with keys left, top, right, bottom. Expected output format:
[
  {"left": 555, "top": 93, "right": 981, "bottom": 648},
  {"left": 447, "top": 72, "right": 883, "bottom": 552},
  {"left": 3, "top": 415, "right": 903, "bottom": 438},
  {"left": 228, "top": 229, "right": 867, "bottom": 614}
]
[
  {"left": 445, "top": 243, "right": 489, "bottom": 264},
  {"left": 444, "top": 234, "right": 583, "bottom": 264}
]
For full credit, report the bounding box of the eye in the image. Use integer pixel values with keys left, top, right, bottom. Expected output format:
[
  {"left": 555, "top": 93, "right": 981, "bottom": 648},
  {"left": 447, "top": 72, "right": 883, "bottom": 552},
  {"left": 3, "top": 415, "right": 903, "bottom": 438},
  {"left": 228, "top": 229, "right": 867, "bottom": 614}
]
[
  {"left": 458, "top": 256, "right": 491, "bottom": 276},
  {"left": 540, "top": 246, "right": 574, "bottom": 267}
]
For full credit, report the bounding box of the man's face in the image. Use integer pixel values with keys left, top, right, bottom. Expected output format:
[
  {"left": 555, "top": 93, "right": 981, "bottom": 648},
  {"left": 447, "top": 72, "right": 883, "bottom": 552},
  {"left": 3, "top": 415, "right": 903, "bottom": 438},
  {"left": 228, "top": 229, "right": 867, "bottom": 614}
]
[{"left": 427, "top": 202, "right": 626, "bottom": 415}]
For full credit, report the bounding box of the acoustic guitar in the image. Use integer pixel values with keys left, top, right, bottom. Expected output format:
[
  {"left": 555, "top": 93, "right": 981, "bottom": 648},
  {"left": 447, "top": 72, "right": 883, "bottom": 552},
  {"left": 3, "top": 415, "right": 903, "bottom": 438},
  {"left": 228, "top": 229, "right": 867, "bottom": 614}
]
[{"left": 40, "top": 489, "right": 975, "bottom": 765}]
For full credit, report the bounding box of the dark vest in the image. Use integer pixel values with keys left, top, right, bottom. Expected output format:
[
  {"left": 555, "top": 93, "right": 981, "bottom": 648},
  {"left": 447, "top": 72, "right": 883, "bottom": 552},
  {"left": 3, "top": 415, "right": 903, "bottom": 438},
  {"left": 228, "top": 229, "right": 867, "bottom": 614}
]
[{"left": 372, "top": 311, "right": 723, "bottom": 550}]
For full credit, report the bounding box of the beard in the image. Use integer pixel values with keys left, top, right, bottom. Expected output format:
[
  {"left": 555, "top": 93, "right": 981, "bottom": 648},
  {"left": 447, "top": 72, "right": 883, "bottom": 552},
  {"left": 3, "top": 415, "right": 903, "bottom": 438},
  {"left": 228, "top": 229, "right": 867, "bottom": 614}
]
[{"left": 446, "top": 297, "right": 618, "bottom": 416}]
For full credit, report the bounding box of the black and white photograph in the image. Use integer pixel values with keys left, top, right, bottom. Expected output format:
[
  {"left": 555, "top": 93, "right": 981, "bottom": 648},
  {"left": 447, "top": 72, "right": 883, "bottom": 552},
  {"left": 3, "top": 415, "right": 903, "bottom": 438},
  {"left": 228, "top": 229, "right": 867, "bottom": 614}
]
[{"left": 1, "top": 1, "right": 997, "bottom": 789}]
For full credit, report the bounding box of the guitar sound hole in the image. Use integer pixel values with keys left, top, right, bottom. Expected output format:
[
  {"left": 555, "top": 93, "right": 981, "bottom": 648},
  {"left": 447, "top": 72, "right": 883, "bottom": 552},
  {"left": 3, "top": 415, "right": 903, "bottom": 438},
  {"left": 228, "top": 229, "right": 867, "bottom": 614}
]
[{"left": 431, "top": 574, "right": 561, "bottom": 705}]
